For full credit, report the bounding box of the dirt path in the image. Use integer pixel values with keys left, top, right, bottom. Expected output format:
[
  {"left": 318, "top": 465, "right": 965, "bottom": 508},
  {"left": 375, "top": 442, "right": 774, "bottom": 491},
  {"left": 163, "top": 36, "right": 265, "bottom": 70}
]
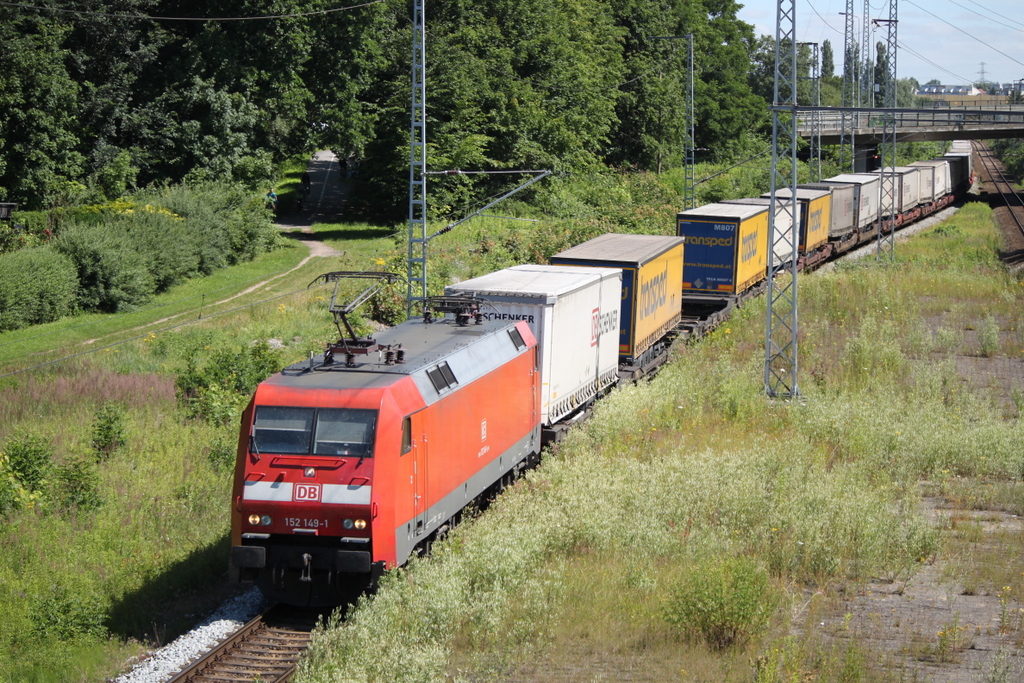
[{"left": 84, "top": 153, "right": 344, "bottom": 344}]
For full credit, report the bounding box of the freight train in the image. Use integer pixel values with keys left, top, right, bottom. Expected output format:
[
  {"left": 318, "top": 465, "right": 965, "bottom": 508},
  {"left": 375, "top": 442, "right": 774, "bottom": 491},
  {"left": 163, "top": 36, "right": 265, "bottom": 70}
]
[{"left": 229, "top": 146, "right": 973, "bottom": 605}]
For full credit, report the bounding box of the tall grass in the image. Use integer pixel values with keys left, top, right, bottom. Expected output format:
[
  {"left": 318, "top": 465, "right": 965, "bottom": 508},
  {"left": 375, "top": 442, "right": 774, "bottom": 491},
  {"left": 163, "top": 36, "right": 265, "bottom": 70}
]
[{"left": 298, "top": 202, "right": 1023, "bottom": 682}]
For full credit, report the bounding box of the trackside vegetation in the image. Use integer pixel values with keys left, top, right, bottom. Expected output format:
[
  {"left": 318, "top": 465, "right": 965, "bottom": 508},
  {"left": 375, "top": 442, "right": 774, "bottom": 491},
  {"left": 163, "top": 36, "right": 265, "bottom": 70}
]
[
  {"left": 0, "top": 184, "right": 279, "bottom": 332},
  {"left": 0, "top": 153, "right": 1003, "bottom": 681},
  {"left": 296, "top": 201, "right": 1024, "bottom": 682}
]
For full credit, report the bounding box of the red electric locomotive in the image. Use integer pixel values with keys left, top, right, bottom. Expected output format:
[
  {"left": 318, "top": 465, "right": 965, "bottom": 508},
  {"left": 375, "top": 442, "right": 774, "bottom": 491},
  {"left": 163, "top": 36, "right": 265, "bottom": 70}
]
[{"left": 230, "top": 276, "right": 541, "bottom": 605}]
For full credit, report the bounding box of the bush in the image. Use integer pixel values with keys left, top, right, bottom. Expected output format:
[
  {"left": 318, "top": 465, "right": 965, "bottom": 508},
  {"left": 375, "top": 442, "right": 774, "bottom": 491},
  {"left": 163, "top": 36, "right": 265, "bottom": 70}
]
[
  {"left": 3, "top": 431, "right": 53, "bottom": 493},
  {"left": 0, "top": 246, "right": 79, "bottom": 331},
  {"left": 663, "top": 555, "right": 776, "bottom": 650},
  {"left": 205, "top": 434, "right": 237, "bottom": 472},
  {"left": 0, "top": 466, "right": 18, "bottom": 517},
  {"left": 49, "top": 455, "right": 102, "bottom": 513},
  {"left": 979, "top": 315, "right": 1001, "bottom": 357},
  {"left": 175, "top": 340, "right": 283, "bottom": 423},
  {"left": 91, "top": 401, "right": 127, "bottom": 461},
  {"left": 32, "top": 582, "right": 107, "bottom": 641},
  {"left": 55, "top": 222, "right": 155, "bottom": 312}
]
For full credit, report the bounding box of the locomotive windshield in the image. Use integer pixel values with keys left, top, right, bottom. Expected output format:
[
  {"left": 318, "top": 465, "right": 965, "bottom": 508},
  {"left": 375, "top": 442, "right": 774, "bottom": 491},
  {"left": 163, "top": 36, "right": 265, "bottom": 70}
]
[{"left": 253, "top": 406, "right": 377, "bottom": 457}]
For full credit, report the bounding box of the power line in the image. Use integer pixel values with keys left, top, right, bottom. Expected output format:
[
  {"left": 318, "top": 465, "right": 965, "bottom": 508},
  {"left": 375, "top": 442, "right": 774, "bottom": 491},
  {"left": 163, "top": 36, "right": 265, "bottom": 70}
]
[
  {"left": 0, "top": 0, "right": 382, "bottom": 22},
  {"left": 944, "top": 0, "right": 1024, "bottom": 33},
  {"left": 903, "top": 0, "right": 1024, "bottom": 70},
  {"left": 896, "top": 39, "right": 974, "bottom": 83}
]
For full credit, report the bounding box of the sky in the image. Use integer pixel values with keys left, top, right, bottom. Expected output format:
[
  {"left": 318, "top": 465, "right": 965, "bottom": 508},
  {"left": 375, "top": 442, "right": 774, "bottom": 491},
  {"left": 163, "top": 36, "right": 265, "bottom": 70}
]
[{"left": 736, "top": 0, "right": 1024, "bottom": 87}]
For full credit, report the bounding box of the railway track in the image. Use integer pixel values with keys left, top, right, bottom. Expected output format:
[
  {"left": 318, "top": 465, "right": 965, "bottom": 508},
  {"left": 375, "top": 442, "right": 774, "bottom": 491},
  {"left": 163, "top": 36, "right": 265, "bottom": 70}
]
[
  {"left": 972, "top": 140, "right": 1024, "bottom": 240},
  {"left": 167, "top": 605, "right": 323, "bottom": 683}
]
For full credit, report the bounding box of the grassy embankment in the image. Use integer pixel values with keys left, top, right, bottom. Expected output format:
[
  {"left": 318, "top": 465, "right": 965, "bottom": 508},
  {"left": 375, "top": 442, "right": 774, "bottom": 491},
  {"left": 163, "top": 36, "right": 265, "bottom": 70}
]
[
  {"left": 298, "top": 200, "right": 1024, "bottom": 682},
  {"left": 0, "top": 151, "right": 959, "bottom": 681},
  {"left": 0, "top": 183, "right": 402, "bottom": 680}
]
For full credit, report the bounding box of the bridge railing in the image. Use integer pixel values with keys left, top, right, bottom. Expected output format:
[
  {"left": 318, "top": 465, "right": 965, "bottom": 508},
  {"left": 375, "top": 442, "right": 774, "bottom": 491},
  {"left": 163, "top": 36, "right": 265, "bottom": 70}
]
[{"left": 790, "top": 106, "right": 1024, "bottom": 132}]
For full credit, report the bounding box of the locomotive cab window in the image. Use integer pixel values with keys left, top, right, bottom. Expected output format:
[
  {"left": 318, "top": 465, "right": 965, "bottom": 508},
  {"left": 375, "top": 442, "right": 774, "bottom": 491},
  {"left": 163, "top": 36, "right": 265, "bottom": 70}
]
[
  {"left": 314, "top": 408, "right": 377, "bottom": 457},
  {"left": 253, "top": 406, "right": 314, "bottom": 454},
  {"left": 253, "top": 406, "right": 377, "bottom": 457},
  {"left": 401, "top": 417, "right": 412, "bottom": 454}
]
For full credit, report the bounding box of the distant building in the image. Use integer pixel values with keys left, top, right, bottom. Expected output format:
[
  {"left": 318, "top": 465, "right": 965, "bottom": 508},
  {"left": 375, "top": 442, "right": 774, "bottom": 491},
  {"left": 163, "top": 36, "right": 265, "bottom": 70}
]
[{"left": 916, "top": 83, "right": 1013, "bottom": 107}]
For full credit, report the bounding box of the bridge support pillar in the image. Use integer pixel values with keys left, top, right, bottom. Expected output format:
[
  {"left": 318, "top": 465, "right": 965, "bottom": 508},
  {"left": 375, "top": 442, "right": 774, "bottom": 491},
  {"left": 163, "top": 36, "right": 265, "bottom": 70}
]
[{"left": 853, "top": 144, "right": 873, "bottom": 173}]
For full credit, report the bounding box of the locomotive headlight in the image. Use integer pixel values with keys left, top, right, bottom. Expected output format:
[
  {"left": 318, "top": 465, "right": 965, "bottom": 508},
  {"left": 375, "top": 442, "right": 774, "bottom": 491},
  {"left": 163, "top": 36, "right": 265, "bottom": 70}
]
[
  {"left": 343, "top": 518, "right": 354, "bottom": 530},
  {"left": 353, "top": 519, "right": 367, "bottom": 530},
  {"left": 248, "top": 514, "right": 261, "bottom": 525},
  {"left": 260, "top": 515, "right": 272, "bottom": 526}
]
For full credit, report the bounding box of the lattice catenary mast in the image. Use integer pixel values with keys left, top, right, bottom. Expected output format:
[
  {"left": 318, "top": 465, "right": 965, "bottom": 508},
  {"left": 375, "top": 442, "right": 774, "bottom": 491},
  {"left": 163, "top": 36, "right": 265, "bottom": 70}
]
[
  {"left": 875, "top": 2, "right": 899, "bottom": 260},
  {"left": 764, "top": 0, "right": 801, "bottom": 398},
  {"left": 406, "top": 0, "right": 428, "bottom": 316}
]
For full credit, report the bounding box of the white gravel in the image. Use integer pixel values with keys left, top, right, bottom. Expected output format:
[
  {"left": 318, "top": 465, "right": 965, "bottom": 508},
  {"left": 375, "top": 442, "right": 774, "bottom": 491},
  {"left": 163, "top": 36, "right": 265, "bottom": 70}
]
[{"left": 112, "top": 587, "right": 267, "bottom": 683}]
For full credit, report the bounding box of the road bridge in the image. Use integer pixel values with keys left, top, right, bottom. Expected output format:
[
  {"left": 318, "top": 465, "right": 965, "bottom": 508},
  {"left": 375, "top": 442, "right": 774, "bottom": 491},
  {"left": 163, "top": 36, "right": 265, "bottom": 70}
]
[{"left": 793, "top": 106, "right": 1024, "bottom": 170}]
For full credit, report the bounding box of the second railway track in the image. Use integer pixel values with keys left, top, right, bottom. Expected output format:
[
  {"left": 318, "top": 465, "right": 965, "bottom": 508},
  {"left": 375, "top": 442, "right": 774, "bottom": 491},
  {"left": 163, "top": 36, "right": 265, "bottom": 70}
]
[{"left": 972, "top": 140, "right": 1024, "bottom": 240}]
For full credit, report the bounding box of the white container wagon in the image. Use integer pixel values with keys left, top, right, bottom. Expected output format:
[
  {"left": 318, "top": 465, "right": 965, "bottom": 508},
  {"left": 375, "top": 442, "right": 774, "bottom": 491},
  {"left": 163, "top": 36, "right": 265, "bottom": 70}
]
[
  {"left": 801, "top": 182, "right": 856, "bottom": 240},
  {"left": 823, "top": 173, "right": 881, "bottom": 231},
  {"left": 871, "top": 166, "right": 921, "bottom": 214},
  {"left": 446, "top": 264, "right": 622, "bottom": 441},
  {"left": 908, "top": 159, "right": 951, "bottom": 202}
]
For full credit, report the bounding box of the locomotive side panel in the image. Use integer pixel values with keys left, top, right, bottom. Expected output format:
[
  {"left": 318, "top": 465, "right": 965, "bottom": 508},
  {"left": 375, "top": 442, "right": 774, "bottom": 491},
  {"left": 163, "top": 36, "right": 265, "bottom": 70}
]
[{"left": 395, "top": 343, "right": 540, "bottom": 563}]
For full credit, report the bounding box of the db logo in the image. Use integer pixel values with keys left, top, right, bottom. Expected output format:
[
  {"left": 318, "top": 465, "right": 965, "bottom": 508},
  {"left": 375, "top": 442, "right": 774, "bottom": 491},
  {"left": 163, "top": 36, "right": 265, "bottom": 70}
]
[{"left": 293, "top": 484, "right": 321, "bottom": 502}]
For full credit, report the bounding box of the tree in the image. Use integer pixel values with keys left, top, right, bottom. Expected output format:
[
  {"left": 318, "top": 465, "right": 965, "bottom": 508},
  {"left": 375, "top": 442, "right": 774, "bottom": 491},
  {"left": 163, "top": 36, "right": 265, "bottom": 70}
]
[
  {"left": 874, "top": 41, "right": 888, "bottom": 104},
  {"left": 821, "top": 39, "right": 835, "bottom": 80},
  {"left": 0, "top": 17, "right": 85, "bottom": 208}
]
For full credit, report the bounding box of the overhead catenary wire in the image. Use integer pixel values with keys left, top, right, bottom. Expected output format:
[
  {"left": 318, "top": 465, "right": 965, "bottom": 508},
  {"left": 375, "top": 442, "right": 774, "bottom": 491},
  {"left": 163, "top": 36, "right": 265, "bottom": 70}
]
[
  {"left": 943, "top": 0, "right": 1024, "bottom": 33},
  {"left": 0, "top": 0, "right": 382, "bottom": 22},
  {"left": 902, "top": 0, "right": 1024, "bottom": 70}
]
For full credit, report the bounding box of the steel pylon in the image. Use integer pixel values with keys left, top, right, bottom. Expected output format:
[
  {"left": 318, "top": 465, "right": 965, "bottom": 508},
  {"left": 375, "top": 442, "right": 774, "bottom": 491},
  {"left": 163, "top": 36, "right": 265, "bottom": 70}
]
[
  {"left": 684, "top": 34, "right": 696, "bottom": 210},
  {"left": 406, "top": 0, "right": 428, "bottom": 316},
  {"left": 799, "top": 42, "right": 822, "bottom": 181},
  {"left": 765, "top": 0, "right": 801, "bottom": 398},
  {"left": 875, "top": 1, "right": 899, "bottom": 260},
  {"left": 840, "top": 0, "right": 857, "bottom": 171}
]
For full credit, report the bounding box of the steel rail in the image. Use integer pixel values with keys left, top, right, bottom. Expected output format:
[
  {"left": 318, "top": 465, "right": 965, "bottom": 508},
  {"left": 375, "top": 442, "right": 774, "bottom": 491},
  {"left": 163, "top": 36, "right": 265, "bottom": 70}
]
[
  {"left": 167, "top": 605, "right": 319, "bottom": 683},
  {"left": 973, "top": 141, "right": 1024, "bottom": 240}
]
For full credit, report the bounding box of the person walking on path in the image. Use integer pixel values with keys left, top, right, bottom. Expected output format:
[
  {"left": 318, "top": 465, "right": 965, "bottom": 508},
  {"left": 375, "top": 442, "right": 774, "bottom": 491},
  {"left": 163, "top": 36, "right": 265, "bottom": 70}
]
[{"left": 265, "top": 188, "right": 278, "bottom": 214}]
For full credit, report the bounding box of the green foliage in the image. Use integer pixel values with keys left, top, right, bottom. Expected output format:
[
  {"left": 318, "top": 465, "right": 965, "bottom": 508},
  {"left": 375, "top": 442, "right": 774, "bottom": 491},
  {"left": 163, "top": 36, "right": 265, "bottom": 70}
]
[
  {"left": 0, "top": 246, "right": 79, "bottom": 331},
  {"left": 979, "top": 315, "right": 1001, "bottom": 357},
  {"left": 205, "top": 434, "right": 237, "bottom": 473},
  {"left": 175, "top": 341, "right": 283, "bottom": 424},
  {"left": 56, "top": 220, "right": 155, "bottom": 312},
  {"left": 50, "top": 455, "right": 102, "bottom": 514},
  {"left": 91, "top": 401, "right": 127, "bottom": 461},
  {"left": 992, "top": 139, "right": 1024, "bottom": 180},
  {"left": 663, "top": 555, "right": 776, "bottom": 650},
  {"left": 3, "top": 431, "right": 52, "bottom": 493},
  {"left": 0, "top": 185, "right": 278, "bottom": 330},
  {"left": 32, "top": 581, "right": 107, "bottom": 641},
  {"left": 0, "top": 465, "right": 18, "bottom": 517}
]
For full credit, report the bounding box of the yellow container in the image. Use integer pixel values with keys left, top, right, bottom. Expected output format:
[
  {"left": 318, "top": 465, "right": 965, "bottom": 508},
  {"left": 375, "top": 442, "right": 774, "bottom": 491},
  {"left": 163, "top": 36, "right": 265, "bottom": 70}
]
[
  {"left": 765, "top": 188, "right": 832, "bottom": 252},
  {"left": 550, "top": 234, "right": 684, "bottom": 363}
]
